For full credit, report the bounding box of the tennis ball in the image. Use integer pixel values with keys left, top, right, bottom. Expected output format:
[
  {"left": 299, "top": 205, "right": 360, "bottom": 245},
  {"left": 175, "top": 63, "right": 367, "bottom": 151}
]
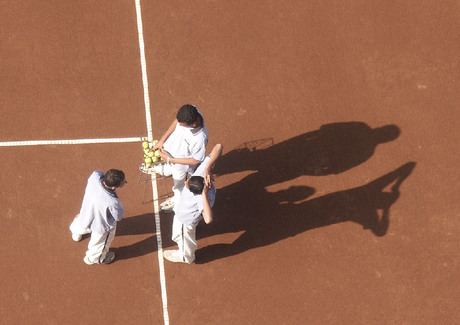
[
  {"left": 152, "top": 140, "right": 158, "bottom": 146},
  {"left": 145, "top": 163, "right": 151, "bottom": 168},
  {"left": 147, "top": 151, "right": 154, "bottom": 157},
  {"left": 152, "top": 156, "right": 159, "bottom": 163},
  {"left": 144, "top": 157, "right": 152, "bottom": 164},
  {"left": 142, "top": 141, "right": 150, "bottom": 149},
  {"left": 154, "top": 150, "right": 160, "bottom": 157}
]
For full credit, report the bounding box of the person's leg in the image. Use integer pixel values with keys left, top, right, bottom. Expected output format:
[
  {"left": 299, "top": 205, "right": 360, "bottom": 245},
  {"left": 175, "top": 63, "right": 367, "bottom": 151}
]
[
  {"left": 171, "top": 216, "right": 183, "bottom": 250},
  {"left": 181, "top": 223, "right": 197, "bottom": 263},
  {"left": 155, "top": 164, "right": 187, "bottom": 211},
  {"left": 84, "top": 225, "right": 117, "bottom": 264},
  {"left": 169, "top": 217, "right": 196, "bottom": 263},
  {"left": 69, "top": 214, "right": 91, "bottom": 242},
  {"left": 170, "top": 168, "right": 187, "bottom": 209}
]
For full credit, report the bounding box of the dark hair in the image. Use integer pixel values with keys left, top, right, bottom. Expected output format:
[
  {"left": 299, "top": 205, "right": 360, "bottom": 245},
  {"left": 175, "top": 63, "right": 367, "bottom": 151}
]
[
  {"left": 176, "top": 104, "right": 200, "bottom": 125},
  {"left": 103, "top": 169, "right": 125, "bottom": 187},
  {"left": 188, "top": 176, "right": 205, "bottom": 194}
]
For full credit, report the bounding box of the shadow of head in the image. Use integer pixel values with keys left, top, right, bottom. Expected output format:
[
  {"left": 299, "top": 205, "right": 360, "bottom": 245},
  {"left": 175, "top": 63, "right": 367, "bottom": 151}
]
[{"left": 373, "top": 124, "right": 400, "bottom": 144}]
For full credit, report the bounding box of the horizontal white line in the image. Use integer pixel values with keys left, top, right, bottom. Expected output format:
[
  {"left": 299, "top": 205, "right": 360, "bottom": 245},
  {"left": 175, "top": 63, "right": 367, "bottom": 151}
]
[{"left": 0, "top": 137, "right": 146, "bottom": 147}]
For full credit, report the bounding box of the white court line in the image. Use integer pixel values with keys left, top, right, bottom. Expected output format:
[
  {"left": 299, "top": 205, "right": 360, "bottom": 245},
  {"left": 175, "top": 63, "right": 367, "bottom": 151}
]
[
  {"left": 134, "top": 1, "right": 170, "bottom": 325},
  {"left": 0, "top": 137, "right": 142, "bottom": 147},
  {"left": 1, "top": 1, "right": 169, "bottom": 323}
]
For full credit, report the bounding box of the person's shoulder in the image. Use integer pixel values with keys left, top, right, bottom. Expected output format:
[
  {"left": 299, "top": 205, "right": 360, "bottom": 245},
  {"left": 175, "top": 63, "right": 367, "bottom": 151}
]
[{"left": 90, "top": 170, "right": 104, "bottom": 178}]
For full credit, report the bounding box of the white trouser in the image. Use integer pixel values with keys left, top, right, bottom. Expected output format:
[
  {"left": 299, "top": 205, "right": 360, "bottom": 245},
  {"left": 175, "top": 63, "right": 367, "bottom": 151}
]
[
  {"left": 171, "top": 216, "right": 197, "bottom": 264},
  {"left": 85, "top": 226, "right": 116, "bottom": 263},
  {"left": 154, "top": 163, "right": 188, "bottom": 208},
  {"left": 70, "top": 215, "right": 116, "bottom": 263}
]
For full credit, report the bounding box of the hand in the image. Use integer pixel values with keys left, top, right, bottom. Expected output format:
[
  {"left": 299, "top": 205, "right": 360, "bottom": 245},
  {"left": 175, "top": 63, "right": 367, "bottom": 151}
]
[
  {"left": 150, "top": 141, "right": 163, "bottom": 152},
  {"left": 203, "top": 168, "right": 213, "bottom": 188},
  {"left": 202, "top": 182, "right": 210, "bottom": 195},
  {"left": 159, "top": 148, "right": 170, "bottom": 161}
]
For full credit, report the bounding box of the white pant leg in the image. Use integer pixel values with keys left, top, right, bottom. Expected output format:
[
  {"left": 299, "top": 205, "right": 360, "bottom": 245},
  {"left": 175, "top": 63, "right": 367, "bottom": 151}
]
[
  {"left": 154, "top": 164, "right": 187, "bottom": 208},
  {"left": 85, "top": 225, "right": 117, "bottom": 263},
  {"left": 69, "top": 214, "right": 91, "bottom": 236},
  {"left": 170, "top": 168, "right": 187, "bottom": 209},
  {"left": 171, "top": 217, "right": 197, "bottom": 264}
]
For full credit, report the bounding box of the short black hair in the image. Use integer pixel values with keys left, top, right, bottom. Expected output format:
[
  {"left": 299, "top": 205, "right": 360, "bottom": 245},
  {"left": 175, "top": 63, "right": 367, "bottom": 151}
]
[
  {"left": 103, "top": 169, "right": 125, "bottom": 187},
  {"left": 176, "top": 104, "right": 200, "bottom": 125},
  {"left": 188, "top": 176, "right": 205, "bottom": 194}
]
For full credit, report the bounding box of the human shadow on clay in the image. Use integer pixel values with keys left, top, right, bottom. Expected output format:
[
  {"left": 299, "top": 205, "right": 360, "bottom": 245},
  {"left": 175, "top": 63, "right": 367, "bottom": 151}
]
[
  {"left": 114, "top": 122, "right": 403, "bottom": 261},
  {"left": 112, "top": 213, "right": 175, "bottom": 261},
  {"left": 213, "top": 121, "right": 400, "bottom": 184},
  {"left": 195, "top": 162, "right": 416, "bottom": 264}
]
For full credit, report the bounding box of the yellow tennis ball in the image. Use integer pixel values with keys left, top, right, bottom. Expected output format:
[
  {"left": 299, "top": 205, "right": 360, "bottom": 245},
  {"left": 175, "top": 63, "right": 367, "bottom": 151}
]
[
  {"left": 144, "top": 157, "right": 152, "bottom": 164},
  {"left": 142, "top": 141, "right": 150, "bottom": 149},
  {"left": 152, "top": 140, "right": 158, "bottom": 146},
  {"left": 147, "top": 151, "right": 154, "bottom": 157},
  {"left": 154, "top": 150, "right": 160, "bottom": 157}
]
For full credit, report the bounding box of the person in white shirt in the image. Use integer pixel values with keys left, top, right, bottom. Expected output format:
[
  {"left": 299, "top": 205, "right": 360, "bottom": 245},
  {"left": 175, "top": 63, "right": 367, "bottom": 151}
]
[
  {"left": 69, "top": 169, "right": 127, "bottom": 265},
  {"left": 151, "top": 104, "right": 208, "bottom": 212},
  {"left": 163, "top": 144, "right": 223, "bottom": 264}
]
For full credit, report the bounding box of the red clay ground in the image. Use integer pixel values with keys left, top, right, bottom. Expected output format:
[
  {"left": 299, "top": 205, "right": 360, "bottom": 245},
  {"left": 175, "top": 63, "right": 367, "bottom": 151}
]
[{"left": 1, "top": 1, "right": 459, "bottom": 324}]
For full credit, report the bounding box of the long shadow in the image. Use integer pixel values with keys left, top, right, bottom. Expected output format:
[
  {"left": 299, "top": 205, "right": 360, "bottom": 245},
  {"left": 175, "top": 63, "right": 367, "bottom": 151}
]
[
  {"left": 115, "top": 122, "right": 406, "bottom": 262},
  {"left": 112, "top": 212, "right": 176, "bottom": 261},
  {"left": 214, "top": 122, "right": 400, "bottom": 184},
  {"left": 196, "top": 162, "right": 416, "bottom": 263}
]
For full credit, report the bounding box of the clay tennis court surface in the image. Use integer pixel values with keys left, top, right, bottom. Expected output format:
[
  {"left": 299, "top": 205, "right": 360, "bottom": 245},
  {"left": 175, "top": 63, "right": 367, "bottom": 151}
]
[{"left": 1, "top": 1, "right": 458, "bottom": 324}]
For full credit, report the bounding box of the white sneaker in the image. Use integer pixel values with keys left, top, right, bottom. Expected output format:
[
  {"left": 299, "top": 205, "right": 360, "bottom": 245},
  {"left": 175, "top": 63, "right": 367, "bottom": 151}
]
[
  {"left": 84, "top": 251, "right": 116, "bottom": 265},
  {"left": 160, "top": 198, "right": 174, "bottom": 212},
  {"left": 153, "top": 164, "right": 172, "bottom": 176},
  {"left": 163, "top": 250, "right": 189, "bottom": 263},
  {"left": 72, "top": 234, "right": 82, "bottom": 242}
]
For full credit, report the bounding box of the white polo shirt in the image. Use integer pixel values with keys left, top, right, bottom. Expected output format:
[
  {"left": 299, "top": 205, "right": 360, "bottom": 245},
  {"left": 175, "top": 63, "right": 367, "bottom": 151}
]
[
  {"left": 163, "top": 110, "right": 208, "bottom": 173},
  {"left": 174, "top": 156, "right": 216, "bottom": 225},
  {"left": 75, "top": 171, "right": 125, "bottom": 235}
]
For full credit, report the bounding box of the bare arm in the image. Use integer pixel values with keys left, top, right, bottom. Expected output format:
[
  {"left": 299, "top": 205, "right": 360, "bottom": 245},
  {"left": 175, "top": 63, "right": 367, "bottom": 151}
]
[
  {"left": 158, "top": 150, "right": 201, "bottom": 166},
  {"left": 201, "top": 185, "right": 213, "bottom": 224},
  {"left": 203, "top": 144, "right": 223, "bottom": 187}
]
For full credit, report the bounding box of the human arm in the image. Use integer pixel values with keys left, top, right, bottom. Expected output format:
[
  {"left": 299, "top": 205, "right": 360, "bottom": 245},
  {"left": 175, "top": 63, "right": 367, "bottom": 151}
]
[
  {"left": 151, "top": 119, "right": 177, "bottom": 151},
  {"left": 108, "top": 203, "right": 125, "bottom": 222},
  {"left": 158, "top": 149, "right": 202, "bottom": 166},
  {"left": 203, "top": 144, "right": 223, "bottom": 187},
  {"left": 201, "top": 185, "right": 213, "bottom": 224}
]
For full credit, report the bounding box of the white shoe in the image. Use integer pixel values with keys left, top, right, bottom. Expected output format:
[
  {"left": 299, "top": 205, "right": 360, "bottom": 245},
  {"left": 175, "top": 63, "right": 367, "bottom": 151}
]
[
  {"left": 153, "top": 164, "right": 172, "bottom": 176},
  {"left": 160, "top": 198, "right": 174, "bottom": 212},
  {"left": 72, "top": 234, "right": 82, "bottom": 242},
  {"left": 84, "top": 251, "right": 116, "bottom": 265},
  {"left": 163, "top": 250, "right": 189, "bottom": 263}
]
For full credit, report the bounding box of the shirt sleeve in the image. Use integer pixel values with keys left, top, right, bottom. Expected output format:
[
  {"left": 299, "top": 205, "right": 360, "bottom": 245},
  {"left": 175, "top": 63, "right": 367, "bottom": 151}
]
[
  {"left": 108, "top": 203, "right": 125, "bottom": 222},
  {"left": 190, "top": 139, "right": 207, "bottom": 162},
  {"left": 192, "top": 156, "right": 211, "bottom": 177}
]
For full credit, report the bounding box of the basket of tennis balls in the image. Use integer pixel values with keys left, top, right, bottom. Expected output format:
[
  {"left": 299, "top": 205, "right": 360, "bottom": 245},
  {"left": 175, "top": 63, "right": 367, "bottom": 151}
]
[{"left": 142, "top": 140, "right": 164, "bottom": 169}]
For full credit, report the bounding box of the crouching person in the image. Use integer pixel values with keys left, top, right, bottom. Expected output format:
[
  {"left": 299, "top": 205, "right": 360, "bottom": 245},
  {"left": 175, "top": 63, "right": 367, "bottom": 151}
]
[
  {"left": 164, "top": 144, "right": 223, "bottom": 264},
  {"left": 70, "top": 169, "right": 127, "bottom": 265}
]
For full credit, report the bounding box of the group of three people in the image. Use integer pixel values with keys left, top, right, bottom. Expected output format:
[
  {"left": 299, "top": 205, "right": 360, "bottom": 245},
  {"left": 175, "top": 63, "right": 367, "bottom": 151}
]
[{"left": 70, "top": 104, "right": 222, "bottom": 265}]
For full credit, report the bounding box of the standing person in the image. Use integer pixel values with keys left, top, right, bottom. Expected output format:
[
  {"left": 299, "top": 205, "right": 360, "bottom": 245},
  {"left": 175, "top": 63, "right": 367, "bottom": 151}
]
[
  {"left": 151, "top": 104, "right": 208, "bottom": 212},
  {"left": 69, "top": 169, "right": 127, "bottom": 265},
  {"left": 163, "top": 144, "right": 223, "bottom": 264}
]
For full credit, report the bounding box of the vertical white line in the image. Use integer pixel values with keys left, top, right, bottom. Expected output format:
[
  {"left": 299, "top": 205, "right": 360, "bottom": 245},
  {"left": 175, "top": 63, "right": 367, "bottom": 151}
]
[
  {"left": 135, "top": 0, "right": 153, "bottom": 144},
  {"left": 151, "top": 173, "right": 169, "bottom": 324},
  {"left": 134, "top": 1, "right": 169, "bottom": 324}
]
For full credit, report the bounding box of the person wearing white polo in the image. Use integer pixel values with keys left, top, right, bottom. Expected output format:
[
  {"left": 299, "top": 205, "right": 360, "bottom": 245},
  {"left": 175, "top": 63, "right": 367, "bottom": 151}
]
[
  {"left": 69, "top": 169, "right": 127, "bottom": 265},
  {"left": 163, "top": 144, "right": 223, "bottom": 264},
  {"left": 151, "top": 104, "right": 208, "bottom": 212}
]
